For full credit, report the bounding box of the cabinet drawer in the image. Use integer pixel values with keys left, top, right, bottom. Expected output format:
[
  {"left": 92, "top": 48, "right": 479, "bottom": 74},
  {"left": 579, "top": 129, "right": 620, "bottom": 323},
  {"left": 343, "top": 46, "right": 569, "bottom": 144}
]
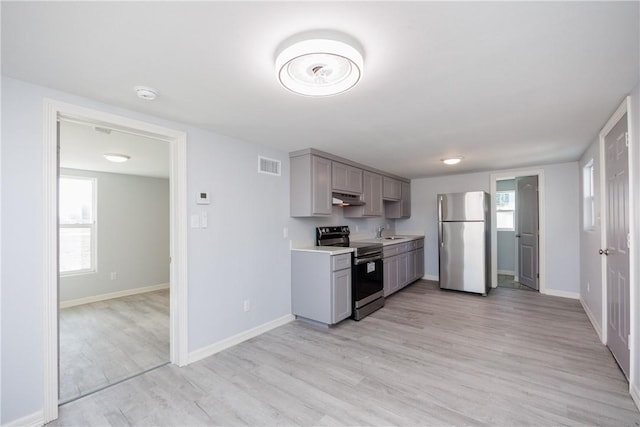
[
  {"left": 332, "top": 254, "right": 352, "bottom": 271},
  {"left": 383, "top": 244, "right": 403, "bottom": 258},
  {"left": 415, "top": 238, "right": 424, "bottom": 249}
]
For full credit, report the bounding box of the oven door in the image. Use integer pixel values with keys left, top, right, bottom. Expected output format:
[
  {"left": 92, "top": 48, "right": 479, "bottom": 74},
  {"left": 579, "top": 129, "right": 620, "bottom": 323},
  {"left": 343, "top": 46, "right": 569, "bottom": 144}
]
[{"left": 352, "top": 256, "right": 383, "bottom": 308}]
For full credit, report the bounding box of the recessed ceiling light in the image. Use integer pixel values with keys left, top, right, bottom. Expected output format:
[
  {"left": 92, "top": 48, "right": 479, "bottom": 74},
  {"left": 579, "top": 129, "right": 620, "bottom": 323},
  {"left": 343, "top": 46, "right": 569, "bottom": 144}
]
[
  {"left": 442, "top": 157, "right": 463, "bottom": 165},
  {"left": 275, "top": 36, "right": 363, "bottom": 97},
  {"left": 134, "top": 86, "right": 158, "bottom": 101},
  {"left": 103, "top": 153, "right": 130, "bottom": 163}
]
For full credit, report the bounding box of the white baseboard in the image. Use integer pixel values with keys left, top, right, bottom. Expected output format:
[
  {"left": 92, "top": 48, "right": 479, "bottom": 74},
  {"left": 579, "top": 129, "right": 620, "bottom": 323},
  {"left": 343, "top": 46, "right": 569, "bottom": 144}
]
[
  {"left": 423, "top": 274, "right": 438, "bottom": 281},
  {"left": 59, "top": 283, "right": 169, "bottom": 308},
  {"left": 188, "top": 314, "right": 295, "bottom": 365},
  {"left": 579, "top": 296, "right": 603, "bottom": 343},
  {"left": 543, "top": 288, "right": 580, "bottom": 300},
  {"left": 4, "top": 410, "right": 44, "bottom": 427},
  {"left": 498, "top": 269, "right": 515, "bottom": 275},
  {"left": 631, "top": 383, "right": 640, "bottom": 412}
]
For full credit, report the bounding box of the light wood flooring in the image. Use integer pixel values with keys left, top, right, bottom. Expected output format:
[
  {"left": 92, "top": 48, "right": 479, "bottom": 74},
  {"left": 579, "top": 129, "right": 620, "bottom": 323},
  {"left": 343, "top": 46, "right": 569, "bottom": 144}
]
[
  {"left": 53, "top": 281, "right": 639, "bottom": 426},
  {"left": 498, "top": 273, "right": 536, "bottom": 291},
  {"left": 59, "top": 289, "right": 170, "bottom": 403}
]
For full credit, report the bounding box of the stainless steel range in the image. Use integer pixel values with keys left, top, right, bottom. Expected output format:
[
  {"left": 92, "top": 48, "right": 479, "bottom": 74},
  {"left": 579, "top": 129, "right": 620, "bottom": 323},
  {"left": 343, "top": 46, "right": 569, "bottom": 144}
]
[{"left": 316, "top": 226, "right": 384, "bottom": 320}]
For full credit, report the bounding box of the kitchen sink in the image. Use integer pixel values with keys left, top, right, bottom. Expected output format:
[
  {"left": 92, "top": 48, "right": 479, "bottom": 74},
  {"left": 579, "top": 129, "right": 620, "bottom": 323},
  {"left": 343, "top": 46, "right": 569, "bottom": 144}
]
[{"left": 384, "top": 236, "right": 407, "bottom": 240}]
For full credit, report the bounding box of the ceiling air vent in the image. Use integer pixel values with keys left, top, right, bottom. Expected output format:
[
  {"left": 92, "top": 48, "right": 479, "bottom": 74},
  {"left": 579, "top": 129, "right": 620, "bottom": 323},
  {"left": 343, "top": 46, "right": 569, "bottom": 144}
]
[{"left": 258, "top": 156, "right": 281, "bottom": 176}]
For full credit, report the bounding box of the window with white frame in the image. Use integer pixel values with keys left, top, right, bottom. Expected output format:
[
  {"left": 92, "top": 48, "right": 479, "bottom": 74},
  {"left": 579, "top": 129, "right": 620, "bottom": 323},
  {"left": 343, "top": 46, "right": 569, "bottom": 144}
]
[
  {"left": 583, "top": 160, "right": 595, "bottom": 230},
  {"left": 59, "top": 176, "right": 97, "bottom": 275},
  {"left": 496, "top": 190, "right": 515, "bottom": 230}
]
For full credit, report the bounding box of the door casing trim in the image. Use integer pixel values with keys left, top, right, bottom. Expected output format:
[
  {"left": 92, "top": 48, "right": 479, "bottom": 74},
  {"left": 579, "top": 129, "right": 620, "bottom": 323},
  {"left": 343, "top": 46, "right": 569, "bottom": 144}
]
[
  {"left": 490, "top": 170, "right": 545, "bottom": 294},
  {"left": 42, "top": 99, "right": 189, "bottom": 423}
]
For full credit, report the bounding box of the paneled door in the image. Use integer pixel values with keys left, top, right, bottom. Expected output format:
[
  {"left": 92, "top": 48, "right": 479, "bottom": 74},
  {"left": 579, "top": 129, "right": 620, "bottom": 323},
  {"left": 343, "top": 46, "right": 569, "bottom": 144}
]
[
  {"left": 516, "top": 176, "right": 539, "bottom": 290},
  {"left": 604, "top": 112, "right": 630, "bottom": 378}
]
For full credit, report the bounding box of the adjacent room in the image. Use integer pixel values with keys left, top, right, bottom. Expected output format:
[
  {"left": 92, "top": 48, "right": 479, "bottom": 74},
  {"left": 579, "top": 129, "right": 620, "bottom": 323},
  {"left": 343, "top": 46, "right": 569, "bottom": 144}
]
[
  {"left": 57, "top": 120, "right": 171, "bottom": 403},
  {"left": 1, "top": 1, "right": 639, "bottom": 426}
]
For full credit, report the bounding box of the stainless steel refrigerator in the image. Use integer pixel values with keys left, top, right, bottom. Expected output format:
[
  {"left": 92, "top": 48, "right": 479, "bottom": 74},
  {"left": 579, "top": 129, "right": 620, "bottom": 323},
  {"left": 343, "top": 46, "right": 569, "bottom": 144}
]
[{"left": 437, "top": 191, "right": 491, "bottom": 296}]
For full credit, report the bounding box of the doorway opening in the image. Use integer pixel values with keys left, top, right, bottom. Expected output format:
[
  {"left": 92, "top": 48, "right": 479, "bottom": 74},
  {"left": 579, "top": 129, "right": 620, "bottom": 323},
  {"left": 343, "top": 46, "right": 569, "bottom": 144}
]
[
  {"left": 57, "top": 118, "right": 171, "bottom": 404},
  {"left": 490, "top": 170, "right": 545, "bottom": 293},
  {"left": 43, "top": 99, "right": 188, "bottom": 423}
]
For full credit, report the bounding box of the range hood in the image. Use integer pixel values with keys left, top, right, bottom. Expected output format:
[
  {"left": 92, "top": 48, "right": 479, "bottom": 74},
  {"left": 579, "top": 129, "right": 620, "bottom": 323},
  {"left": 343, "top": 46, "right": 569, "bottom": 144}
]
[{"left": 332, "top": 192, "right": 366, "bottom": 207}]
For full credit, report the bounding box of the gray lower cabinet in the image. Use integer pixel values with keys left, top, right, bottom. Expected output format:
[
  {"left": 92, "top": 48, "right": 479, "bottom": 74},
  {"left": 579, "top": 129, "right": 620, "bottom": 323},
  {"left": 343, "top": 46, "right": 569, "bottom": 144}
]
[
  {"left": 291, "top": 251, "right": 352, "bottom": 325},
  {"left": 382, "top": 238, "right": 425, "bottom": 297}
]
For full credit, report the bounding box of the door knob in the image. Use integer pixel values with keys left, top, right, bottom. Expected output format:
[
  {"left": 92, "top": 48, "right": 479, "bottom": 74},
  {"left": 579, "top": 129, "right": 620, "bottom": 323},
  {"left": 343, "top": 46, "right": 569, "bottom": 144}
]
[
  {"left": 515, "top": 234, "right": 521, "bottom": 238},
  {"left": 599, "top": 249, "right": 610, "bottom": 256}
]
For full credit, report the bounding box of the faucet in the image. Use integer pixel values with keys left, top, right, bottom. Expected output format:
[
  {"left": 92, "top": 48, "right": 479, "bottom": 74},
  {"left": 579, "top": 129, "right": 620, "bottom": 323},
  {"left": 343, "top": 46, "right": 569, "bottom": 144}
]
[{"left": 376, "top": 226, "right": 385, "bottom": 239}]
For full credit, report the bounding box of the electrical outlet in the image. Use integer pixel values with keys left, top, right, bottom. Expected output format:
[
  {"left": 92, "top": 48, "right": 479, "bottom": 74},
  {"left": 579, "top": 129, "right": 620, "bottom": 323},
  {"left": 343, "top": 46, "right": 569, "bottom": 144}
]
[
  {"left": 283, "top": 227, "right": 289, "bottom": 238},
  {"left": 587, "top": 282, "right": 590, "bottom": 292},
  {"left": 110, "top": 272, "right": 117, "bottom": 280},
  {"left": 243, "top": 300, "right": 251, "bottom": 312}
]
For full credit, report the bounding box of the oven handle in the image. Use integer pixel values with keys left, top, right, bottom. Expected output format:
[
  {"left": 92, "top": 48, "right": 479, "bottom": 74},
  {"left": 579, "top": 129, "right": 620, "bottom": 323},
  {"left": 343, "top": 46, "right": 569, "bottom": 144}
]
[{"left": 354, "top": 254, "right": 382, "bottom": 265}]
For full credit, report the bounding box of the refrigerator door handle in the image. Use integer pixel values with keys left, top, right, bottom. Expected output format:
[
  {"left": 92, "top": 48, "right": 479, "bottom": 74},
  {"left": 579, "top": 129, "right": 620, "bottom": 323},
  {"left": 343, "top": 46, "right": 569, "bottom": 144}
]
[
  {"left": 438, "top": 195, "right": 445, "bottom": 221},
  {"left": 440, "top": 222, "right": 444, "bottom": 247}
]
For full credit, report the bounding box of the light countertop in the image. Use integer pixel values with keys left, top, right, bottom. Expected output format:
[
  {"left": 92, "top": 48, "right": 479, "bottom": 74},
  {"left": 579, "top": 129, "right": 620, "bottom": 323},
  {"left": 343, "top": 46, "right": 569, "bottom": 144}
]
[
  {"left": 290, "top": 246, "right": 354, "bottom": 255},
  {"left": 352, "top": 234, "right": 424, "bottom": 246}
]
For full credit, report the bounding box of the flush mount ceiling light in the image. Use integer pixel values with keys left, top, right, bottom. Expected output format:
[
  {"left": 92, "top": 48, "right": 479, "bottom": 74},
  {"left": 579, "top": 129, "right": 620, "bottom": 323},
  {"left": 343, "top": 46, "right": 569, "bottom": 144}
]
[
  {"left": 442, "top": 156, "right": 463, "bottom": 165},
  {"left": 275, "top": 35, "right": 364, "bottom": 97},
  {"left": 134, "top": 86, "right": 158, "bottom": 101},
  {"left": 103, "top": 153, "right": 130, "bottom": 163}
]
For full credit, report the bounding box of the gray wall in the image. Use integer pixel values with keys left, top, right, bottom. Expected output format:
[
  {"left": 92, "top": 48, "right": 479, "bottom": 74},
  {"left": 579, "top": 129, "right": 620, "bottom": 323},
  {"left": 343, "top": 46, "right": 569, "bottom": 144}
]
[
  {"left": 0, "top": 77, "right": 293, "bottom": 423},
  {"left": 496, "top": 179, "right": 516, "bottom": 274},
  {"left": 579, "top": 139, "right": 602, "bottom": 332},
  {"left": 395, "top": 162, "right": 581, "bottom": 295},
  {"left": 59, "top": 168, "right": 170, "bottom": 302}
]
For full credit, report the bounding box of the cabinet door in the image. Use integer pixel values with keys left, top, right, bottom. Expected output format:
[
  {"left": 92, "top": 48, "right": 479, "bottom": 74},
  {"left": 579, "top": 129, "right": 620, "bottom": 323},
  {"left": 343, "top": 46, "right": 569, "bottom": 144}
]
[
  {"left": 384, "top": 181, "right": 411, "bottom": 218},
  {"left": 398, "top": 252, "right": 409, "bottom": 288},
  {"left": 383, "top": 255, "right": 400, "bottom": 296},
  {"left": 407, "top": 250, "right": 416, "bottom": 286},
  {"left": 312, "top": 156, "right": 332, "bottom": 215},
  {"left": 332, "top": 162, "right": 363, "bottom": 194},
  {"left": 383, "top": 177, "right": 402, "bottom": 201},
  {"left": 400, "top": 181, "right": 411, "bottom": 217},
  {"left": 415, "top": 247, "right": 425, "bottom": 280},
  {"left": 364, "top": 171, "right": 383, "bottom": 216},
  {"left": 332, "top": 268, "right": 352, "bottom": 323}
]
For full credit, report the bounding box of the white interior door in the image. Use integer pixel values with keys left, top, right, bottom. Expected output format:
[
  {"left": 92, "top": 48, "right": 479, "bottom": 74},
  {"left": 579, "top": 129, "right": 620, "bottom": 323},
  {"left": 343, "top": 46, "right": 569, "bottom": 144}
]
[{"left": 604, "top": 112, "right": 630, "bottom": 378}]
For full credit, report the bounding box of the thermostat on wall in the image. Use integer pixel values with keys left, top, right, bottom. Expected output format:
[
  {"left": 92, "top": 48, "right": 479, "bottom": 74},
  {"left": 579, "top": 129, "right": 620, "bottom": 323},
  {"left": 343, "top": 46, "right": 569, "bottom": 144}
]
[{"left": 196, "top": 191, "right": 210, "bottom": 204}]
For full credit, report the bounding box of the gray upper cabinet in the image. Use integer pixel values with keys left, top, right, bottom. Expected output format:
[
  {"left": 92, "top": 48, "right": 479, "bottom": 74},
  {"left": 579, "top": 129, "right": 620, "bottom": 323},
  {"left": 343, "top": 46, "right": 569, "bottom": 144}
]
[
  {"left": 289, "top": 148, "right": 409, "bottom": 218},
  {"left": 383, "top": 177, "right": 402, "bottom": 201},
  {"left": 345, "top": 171, "right": 383, "bottom": 217},
  {"left": 385, "top": 181, "right": 411, "bottom": 219},
  {"left": 332, "top": 162, "right": 363, "bottom": 195},
  {"left": 290, "top": 153, "right": 332, "bottom": 217}
]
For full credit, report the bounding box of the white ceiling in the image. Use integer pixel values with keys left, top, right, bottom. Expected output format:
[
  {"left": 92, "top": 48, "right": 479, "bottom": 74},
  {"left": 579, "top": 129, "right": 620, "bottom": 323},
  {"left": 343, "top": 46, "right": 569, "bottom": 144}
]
[
  {"left": 59, "top": 120, "right": 170, "bottom": 179},
  {"left": 2, "top": 1, "right": 639, "bottom": 179}
]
